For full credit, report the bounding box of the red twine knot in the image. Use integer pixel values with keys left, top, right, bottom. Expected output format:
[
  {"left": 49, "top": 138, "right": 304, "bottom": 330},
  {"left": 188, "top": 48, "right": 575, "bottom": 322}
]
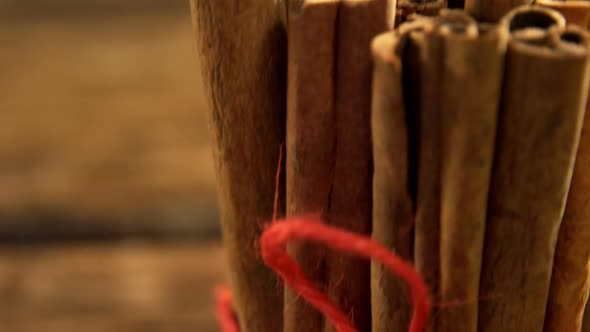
[{"left": 215, "top": 145, "right": 430, "bottom": 332}]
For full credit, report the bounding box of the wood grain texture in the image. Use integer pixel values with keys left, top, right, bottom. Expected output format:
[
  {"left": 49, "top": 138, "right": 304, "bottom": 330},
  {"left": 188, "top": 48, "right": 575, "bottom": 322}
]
[
  {"left": 544, "top": 26, "right": 590, "bottom": 332},
  {"left": 465, "top": 0, "right": 533, "bottom": 22},
  {"left": 438, "top": 20, "right": 507, "bottom": 332},
  {"left": 0, "top": 12, "right": 219, "bottom": 241},
  {"left": 285, "top": 1, "right": 339, "bottom": 332},
  {"left": 478, "top": 7, "right": 590, "bottom": 332},
  {"left": 0, "top": 244, "right": 225, "bottom": 332},
  {"left": 324, "top": 1, "right": 390, "bottom": 331},
  {"left": 190, "top": 1, "right": 286, "bottom": 331}
]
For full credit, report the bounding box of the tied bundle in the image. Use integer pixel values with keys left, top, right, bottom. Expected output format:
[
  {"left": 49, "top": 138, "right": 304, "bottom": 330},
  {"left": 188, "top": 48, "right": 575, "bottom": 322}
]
[{"left": 191, "top": 0, "right": 590, "bottom": 331}]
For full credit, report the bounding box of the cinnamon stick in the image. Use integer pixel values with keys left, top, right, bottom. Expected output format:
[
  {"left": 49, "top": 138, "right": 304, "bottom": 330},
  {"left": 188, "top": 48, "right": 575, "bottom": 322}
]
[
  {"left": 285, "top": 1, "right": 339, "bottom": 332},
  {"left": 370, "top": 21, "right": 429, "bottom": 332},
  {"left": 543, "top": 26, "right": 590, "bottom": 332},
  {"left": 438, "top": 19, "right": 507, "bottom": 332},
  {"left": 537, "top": 0, "right": 590, "bottom": 28},
  {"left": 189, "top": 1, "right": 286, "bottom": 331},
  {"left": 324, "top": 1, "right": 390, "bottom": 331},
  {"left": 478, "top": 7, "right": 590, "bottom": 332},
  {"left": 397, "top": 0, "right": 446, "bottom": 26},
  {"left": 408, "top": 13, "right": 483, "bottom": 331},
  {"left": 407, "top": 17, "right": 445, "bottom": 332},
  {"left": 465, "top": 0, "right": 533, "bottom": 22}
]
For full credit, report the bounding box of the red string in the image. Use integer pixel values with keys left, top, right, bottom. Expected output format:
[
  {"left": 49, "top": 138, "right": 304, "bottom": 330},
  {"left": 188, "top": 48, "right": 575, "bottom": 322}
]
[
  {"left": 215, "top": 286, "right": 239, "bottom": 332},
  {"left": 261, "top": 217, "right": 431, "bottom": 332},
  {"left": 215, "top": 144, "right": 431, "bottom": 332}
]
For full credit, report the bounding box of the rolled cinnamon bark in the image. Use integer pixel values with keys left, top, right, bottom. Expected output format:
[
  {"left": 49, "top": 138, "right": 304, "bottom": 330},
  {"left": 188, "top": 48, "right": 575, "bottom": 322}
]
[
  {"left": 478, "top": 7, "right": 590, "bottom": 332},
  {"left": 370, "top": 20, "right": 430, "bottom": 332},
  {"left": 543, "top": 26, "right": 590, "bottom": 332},
  {"left": 407, "top": 17, "right": 445, "bottom": 332},
  {"left": 285, "top": 1, "right": 339, "bottom": 332},
  {"left": 465, "top": 0, "right": 533, "bottom": 22},
  {"left": 409, "top": 12, "right": 482, "bottom": 331},
  {"left": 324, "top": 1, "right": 390, "bottom": 331},
  {"left": 189, "top": 1, "right": 286, "bottom": 331},
  {"left": 536, "top": 0, "right": 590, "bottom": 28},
  {"left": 397, "top": 0, "right": 446, "bottom": 25},
  {"left": 438, "top": 20, "right": 507, "bottom": 332}
]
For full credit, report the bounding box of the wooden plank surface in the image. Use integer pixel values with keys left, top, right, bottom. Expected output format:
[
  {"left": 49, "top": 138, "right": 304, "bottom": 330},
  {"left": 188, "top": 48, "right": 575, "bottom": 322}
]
[
  {"left": 0, "top": 9, "right": 218, "bottom": 240},
  {"left": 0, "top": 243, "right": 226, "bottom": 332}
]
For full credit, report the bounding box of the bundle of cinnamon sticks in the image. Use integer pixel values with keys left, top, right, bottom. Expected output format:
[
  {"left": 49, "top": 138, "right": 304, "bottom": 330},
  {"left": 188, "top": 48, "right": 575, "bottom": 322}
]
[{"left": 191, "top": 0, "right": 590, "bottom": 331}]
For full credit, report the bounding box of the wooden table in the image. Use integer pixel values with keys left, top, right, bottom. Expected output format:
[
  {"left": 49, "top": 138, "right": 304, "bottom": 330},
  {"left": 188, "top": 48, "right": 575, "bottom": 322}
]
[{"left": 0, "top": 243, "right": 226, "bottom": 332}]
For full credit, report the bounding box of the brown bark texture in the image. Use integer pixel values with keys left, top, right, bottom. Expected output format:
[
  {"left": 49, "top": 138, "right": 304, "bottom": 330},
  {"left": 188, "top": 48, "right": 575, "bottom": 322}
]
[
  {"left": 397, "top": 0, "right": 446, "bottom": 26},
  {"left": 437, "top": 18, "right": 507, "bottom": 332},
  {"left": 479, "top": 6, "right": 590, "bottom": 332},
  {"left": 285, "top": 1, "right": 339, "bottom": 332},
  {"left": 408, "top": 20, "right": 444, "bottom": 332},
  {"left": 543, "top": 25, "right": 590, "bottom": 332},
  {"left": 189, "top": 1, "right": 287, "bottom": 331},
  {"left": 370, "top": 20, "right": 429, "bottom": 332},
  {"left": 324, "top": 1, "right": 391, "bottom": 331}
]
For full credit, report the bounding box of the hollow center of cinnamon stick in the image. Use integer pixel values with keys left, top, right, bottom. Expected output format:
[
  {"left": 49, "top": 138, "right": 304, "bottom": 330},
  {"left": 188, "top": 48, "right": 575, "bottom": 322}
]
[
  {"left": 561, "top": 31, "right": 585, "bottom": 45},
  {"left": 508, "top": 10, "right": 560, "bottom": 32}
]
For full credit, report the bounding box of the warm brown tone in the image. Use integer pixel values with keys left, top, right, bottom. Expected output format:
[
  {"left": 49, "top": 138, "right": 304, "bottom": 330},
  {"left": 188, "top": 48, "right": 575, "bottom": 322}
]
[
  {"left": 0, "top": 3, "right": 217, "bottom": 240},
  {"left": 370, "top": 24, "right": 421, "bottom": 332},
  {"left": 397, "top": 0, "right": 446, "bottom": 25},
  {"left": 584, "top": 297, "right": 590, "bottom": 332},
  {"left": 544, "top": 26, "right": 590, "bottom": 332},
  {"left": 1, "top": 2, "right": 223, "bottom": 331},
  {"left": 285, "top": 1, "right": 339, "bottom": 332},
  {"left": 465, "top": 0, "right": 533, "bottom": 22},
  {"left": 537, "top": 0, "right": 590, "bottom": 28},
  {"left": 408, "top": 21, "right": 444, "bottom": 332},
  {"left": 438, "top": 21, "right": 507, "bottom": 332},
  {"left": 190, "top": 1, "right": 286, "bottom": 331},
  {"left": 0, "top": 244, "right": 225, "bottom": 332},
  {"left": 324, "top": 1, "right": 390, "bottom": 331},
  {"left": 479, "top": 7, "right": 590, "bottom": 332}
]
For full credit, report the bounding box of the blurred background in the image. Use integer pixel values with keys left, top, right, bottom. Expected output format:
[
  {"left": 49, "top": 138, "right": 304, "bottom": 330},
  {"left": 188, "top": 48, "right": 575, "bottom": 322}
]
[{"left": 0, "top": 1, "right": 225, "bottom": 331}]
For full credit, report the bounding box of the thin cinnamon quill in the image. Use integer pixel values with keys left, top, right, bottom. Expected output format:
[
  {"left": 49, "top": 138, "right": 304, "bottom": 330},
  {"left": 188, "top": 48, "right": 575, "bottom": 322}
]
[
  {"left": 478, "top": 6, "right": 590, "bottom": 332},
  {"left": 324, "top": 1, "right": 391, "bottom": 331},
  {"left": 189, "top": 1, "right": 286, "bottom": 331},
  {"left": 438, "top": 19, "right": 507, "bottom": 332},
  {"left": 543, "top": 26, "right": 590, "bottom": 332},
  {"left": 406, "top": 15, "right": 446, "bottom": 331},
  {"left": 404, "top": 11, "right": 494, "bottom": 331},
  {"left": 285, "top": 1, "right": 339, "bottom": 332},
  {"left": 370, "top": 20, "right": 429, "bottom": 332}
]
